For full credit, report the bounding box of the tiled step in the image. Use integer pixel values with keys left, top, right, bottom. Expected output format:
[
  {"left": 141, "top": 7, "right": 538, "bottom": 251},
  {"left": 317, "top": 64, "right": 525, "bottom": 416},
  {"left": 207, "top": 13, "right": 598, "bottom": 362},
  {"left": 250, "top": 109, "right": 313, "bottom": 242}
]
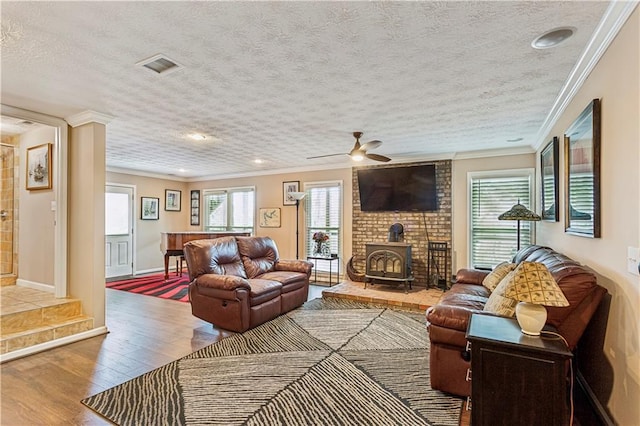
[
  {"left": 0, "top": 286, "right": 94, "bottom": 355},
  {"left": 0, "top": 316, "right": 94, "bottom": 354}
]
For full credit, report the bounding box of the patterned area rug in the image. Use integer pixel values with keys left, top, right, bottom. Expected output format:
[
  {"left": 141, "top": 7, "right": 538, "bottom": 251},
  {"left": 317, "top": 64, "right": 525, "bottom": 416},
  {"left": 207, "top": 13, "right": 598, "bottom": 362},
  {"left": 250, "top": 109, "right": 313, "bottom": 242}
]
[
  {"left": 82, "top": 298, "right": 463, "bottom": 425},
  {"left": 106, "top": 272, "right": 189, "bottom": 302}
]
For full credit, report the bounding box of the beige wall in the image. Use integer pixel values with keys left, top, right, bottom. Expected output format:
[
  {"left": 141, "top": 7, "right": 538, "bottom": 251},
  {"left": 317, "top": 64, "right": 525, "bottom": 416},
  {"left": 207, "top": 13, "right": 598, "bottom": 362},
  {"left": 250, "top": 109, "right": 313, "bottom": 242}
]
[
  {"left": 18, "top": 125, "right": 56, "bottom": 287},
  {"left": 68, "top": 122, "right": 107, "bottom": 328},
  {"left": 536, "top": 8, "right": 639, "bottom": 425},
  {"left": 451, "top": 153, "right": 536, "bottom": 272},
  {"left": 106, "top": 172, "right": 189, "bottom": 272},
  {"left": 108, "top": 167, "right": 353, "bottom": 272}
]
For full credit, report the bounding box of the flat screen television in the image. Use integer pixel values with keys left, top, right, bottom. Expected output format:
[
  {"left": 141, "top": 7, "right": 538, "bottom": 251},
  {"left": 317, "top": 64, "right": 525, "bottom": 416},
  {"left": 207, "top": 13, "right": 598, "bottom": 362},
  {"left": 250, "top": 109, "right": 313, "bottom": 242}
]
[{"left": 357, "top": 164, "right": 437, "bottom": 212}]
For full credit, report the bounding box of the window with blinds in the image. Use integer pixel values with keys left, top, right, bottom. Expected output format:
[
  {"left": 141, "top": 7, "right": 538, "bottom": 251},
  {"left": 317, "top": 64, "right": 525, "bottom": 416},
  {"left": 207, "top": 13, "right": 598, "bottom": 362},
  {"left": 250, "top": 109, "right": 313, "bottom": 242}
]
[
  {"left": 202, "top": 186, "right": 255, "bottom": 234},
  {"left": 304, "top": 181, "right": 342, "bottom": 271},
  {"left": 469, "top": 170, "right": 534, "bottom": 269}
]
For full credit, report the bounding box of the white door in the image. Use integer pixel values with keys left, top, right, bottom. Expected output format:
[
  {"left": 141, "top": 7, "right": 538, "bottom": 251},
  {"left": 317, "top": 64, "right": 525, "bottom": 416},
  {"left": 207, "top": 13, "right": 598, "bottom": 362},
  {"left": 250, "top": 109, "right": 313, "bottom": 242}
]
[{"left": 105, "top": 184, "right": 134, "bottom": 278}]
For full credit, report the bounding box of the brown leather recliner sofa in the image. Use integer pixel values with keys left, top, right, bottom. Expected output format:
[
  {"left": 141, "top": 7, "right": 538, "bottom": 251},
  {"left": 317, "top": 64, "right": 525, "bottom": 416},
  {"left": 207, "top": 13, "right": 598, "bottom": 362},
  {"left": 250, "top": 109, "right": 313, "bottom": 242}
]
[
  {"left": 426, "top": 245, "right": 607, "bottom": 397},
  {"left": 183, "top": 235, "right": 313, "bottom": 333}
]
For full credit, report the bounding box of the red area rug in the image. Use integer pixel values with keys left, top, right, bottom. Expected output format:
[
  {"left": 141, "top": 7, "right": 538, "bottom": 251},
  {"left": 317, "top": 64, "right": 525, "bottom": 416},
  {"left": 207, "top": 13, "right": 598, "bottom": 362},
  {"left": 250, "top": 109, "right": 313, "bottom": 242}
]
[{"left": 106, "top": 272, "right": 189, "bottom": 302}]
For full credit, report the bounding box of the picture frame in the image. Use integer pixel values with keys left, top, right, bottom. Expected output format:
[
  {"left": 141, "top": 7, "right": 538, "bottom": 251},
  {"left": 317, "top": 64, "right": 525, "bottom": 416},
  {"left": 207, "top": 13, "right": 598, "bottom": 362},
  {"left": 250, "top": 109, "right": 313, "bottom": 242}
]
[
  {"left": 26, "top": 143, "right": 52, "bottom": 190},
  {"left": 259, "top": 208, "right": 281, "bottom": 227},
  {"left": 190, "top": 190, "right": 200, "bottom": 226},
  {"left": 165, "top": 189, "right": 182, "bottom": 211},
  {"left": 141, "top": 197, "right": 159, "bottom": 220},
  {"left": 564, "top": 98, "right": 601, "bottom": 238},
  {"left": 283, "top": 181, "right": 300, "bottom": 205},
  {"left": 540, "top": 137, "right": 559, "bottom": 222}
]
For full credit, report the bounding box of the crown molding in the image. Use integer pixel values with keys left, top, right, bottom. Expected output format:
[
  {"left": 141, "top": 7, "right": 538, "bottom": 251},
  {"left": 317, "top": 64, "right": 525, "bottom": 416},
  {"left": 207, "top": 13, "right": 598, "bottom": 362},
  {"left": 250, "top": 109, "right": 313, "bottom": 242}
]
[
  {"left": 65, "top": 110, "right": 115, "bottom": 127},
  {"left": 533, "top": 0, "right": 639, "bottom": 151}
]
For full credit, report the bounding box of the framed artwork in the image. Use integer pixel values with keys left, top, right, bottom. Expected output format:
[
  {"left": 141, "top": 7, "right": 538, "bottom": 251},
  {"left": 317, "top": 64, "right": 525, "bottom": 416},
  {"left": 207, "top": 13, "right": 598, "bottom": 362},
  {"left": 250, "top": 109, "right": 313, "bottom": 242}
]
[
  {"left": 283, "top": 181, "right": 300, "bottom": 205},
  {"left": 564, "top": 98, "right": 601, "bottom": 238},
  {"left": 190, "top": 190, "right": 200, "bottom": 226},
  {"left": 26, "top": 143, "right": 52, "bottom": 190},
  {"left": 141, "top": 197, "right": 159, "bottom": 220},
  {"left": 540, "top": 137, "right": 559, "bottom": 221},
  {"left": 259, "top": 208, "right": 281, "bottom": 227},
  {"left": 165, "top": 189, "right": 182, "bottom": 211}
]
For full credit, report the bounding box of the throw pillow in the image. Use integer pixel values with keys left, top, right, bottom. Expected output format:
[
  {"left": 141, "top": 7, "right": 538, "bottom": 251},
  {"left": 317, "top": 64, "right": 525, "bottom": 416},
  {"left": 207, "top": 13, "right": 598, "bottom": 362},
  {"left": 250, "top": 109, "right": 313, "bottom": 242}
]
[
  {"left": 483, "top": 270, "right": 517, "bottom": 317},
  {"left": 482, "top": 262, "right": 516, "bottom": 293}
]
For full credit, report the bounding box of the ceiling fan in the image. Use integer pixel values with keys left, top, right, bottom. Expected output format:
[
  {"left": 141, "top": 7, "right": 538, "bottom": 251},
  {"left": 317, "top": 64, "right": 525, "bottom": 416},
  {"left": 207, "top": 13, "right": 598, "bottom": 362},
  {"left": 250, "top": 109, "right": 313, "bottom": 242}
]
[{"left": 307, "top": 132, "right": 391, "bottom": 163}]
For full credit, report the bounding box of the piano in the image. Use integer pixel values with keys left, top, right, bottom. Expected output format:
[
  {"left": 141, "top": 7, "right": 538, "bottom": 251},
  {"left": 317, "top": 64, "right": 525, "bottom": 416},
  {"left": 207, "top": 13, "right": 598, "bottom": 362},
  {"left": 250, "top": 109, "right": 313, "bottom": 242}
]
[{"left": 160, "top": 231, "right": 250, "bottom": 280}]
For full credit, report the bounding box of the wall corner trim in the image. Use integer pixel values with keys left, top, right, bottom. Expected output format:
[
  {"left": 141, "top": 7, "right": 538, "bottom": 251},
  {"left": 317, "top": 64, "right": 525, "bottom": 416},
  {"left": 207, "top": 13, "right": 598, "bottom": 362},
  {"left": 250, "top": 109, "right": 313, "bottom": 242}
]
[{"left": 66, "top": 110, "right": 115, "bottom": 127}]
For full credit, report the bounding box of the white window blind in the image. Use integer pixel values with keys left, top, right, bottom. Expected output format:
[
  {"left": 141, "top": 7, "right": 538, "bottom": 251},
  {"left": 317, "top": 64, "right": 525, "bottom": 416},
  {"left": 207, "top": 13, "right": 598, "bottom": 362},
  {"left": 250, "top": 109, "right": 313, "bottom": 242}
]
[
  {"left": 202, "top": 187, "right": 254, "bottom": 234},
  {"left": 469, "top": 171, "right": 534, "bottom": 269},
  {"left": 304, "top": 181, "right": 342, "bottom": 270}
]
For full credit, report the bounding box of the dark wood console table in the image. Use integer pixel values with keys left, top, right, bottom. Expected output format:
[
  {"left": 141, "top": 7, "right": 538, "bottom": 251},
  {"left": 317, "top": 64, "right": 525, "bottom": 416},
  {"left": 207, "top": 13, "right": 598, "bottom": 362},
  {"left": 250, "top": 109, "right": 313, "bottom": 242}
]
[
  {"left": 465, "top": 314, "right": 572, "bottom": 426},
  {"left": 160, "top": 231, "right": 249, "bottom": 280}
]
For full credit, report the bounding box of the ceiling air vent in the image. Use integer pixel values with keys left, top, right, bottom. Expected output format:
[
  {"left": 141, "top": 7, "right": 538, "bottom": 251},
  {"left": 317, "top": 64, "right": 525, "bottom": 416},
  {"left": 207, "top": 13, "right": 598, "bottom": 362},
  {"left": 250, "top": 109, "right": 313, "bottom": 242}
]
[{"left": 136, "top": 54, "right": 183, "bottom": 75}]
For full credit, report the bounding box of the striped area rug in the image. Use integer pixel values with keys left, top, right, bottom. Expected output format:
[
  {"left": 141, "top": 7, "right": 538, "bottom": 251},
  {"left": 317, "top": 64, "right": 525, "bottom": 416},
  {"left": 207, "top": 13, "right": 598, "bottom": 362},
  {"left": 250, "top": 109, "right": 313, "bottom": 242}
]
[
  {"left": 106, "top": 272, "right": 189, "bottom": 302},
  {"left": 82, "top": 298, "right": 463, "bottom": 425}
]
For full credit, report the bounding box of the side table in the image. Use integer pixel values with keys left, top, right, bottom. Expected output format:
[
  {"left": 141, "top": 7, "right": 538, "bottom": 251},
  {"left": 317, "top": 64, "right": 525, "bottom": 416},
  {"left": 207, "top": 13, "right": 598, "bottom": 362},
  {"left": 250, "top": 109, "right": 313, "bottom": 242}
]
[
  {"left": 306, "top": 255, "right": 340, "bottom": 287},
  {"left": 465, "top": 314, "right": 573, "bottom": 426}
]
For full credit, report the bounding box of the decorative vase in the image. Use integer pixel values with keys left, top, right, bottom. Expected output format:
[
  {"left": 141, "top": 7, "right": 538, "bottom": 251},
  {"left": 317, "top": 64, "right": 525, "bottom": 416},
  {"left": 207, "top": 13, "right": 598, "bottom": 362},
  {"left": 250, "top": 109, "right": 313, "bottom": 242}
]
[{"left": 314, "top": 241, "right": 330, "bottom": 257}]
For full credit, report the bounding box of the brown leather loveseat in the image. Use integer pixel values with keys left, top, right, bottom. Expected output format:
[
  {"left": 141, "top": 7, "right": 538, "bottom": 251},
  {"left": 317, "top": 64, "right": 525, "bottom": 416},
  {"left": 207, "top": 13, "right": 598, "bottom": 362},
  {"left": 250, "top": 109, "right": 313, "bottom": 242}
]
[
  {"left": 426, "top": 245, "right": 607, "bottom": 397},
  {"left": 183, "top": 235, "right": 313, "bottom": 333}
]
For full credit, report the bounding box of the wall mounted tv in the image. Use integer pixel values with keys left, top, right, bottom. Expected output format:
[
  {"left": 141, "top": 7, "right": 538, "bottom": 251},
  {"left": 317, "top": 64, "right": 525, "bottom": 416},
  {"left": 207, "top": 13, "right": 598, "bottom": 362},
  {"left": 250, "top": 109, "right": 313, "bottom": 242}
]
[{"left": 357, "top": 164, "right": 437, "bottom": 212}]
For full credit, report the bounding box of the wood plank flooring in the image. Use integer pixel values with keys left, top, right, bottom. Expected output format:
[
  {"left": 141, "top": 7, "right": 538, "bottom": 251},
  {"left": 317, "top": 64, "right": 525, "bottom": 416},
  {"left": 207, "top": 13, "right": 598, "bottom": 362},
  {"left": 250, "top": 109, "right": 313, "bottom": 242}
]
[{"left": 0, "top": 286, "right": 326, "bottom": 425}]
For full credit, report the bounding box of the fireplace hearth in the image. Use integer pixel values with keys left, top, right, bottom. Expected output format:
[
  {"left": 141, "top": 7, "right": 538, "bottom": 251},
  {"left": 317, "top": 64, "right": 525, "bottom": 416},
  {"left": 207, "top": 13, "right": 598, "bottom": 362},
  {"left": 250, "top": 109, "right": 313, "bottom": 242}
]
[{"left": 364, "top": 242, "right": 413, "bottom": 292}]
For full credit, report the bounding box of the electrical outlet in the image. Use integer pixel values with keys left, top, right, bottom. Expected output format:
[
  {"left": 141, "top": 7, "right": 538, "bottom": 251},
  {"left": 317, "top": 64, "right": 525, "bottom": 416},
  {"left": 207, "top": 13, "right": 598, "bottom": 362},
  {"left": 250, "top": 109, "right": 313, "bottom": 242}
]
[{"left": 628, "top": 247, "right": 640, "bottom": 276}]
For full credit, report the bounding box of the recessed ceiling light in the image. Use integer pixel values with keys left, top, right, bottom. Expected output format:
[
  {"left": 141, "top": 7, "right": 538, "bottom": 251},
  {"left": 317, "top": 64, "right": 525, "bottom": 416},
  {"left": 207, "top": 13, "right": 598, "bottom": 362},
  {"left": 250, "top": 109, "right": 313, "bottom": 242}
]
[
  {"left": 189, "top": 133, "right": 207, "bottom": 141},
  {"left": 531, "top": 27, "right": 576, "bottom": 49},
  {"left": 253, "top": 159, "right": 264, "bottom": 164},
  {"left": 507, "top": 137, "right": 524, "bottom": 143}
]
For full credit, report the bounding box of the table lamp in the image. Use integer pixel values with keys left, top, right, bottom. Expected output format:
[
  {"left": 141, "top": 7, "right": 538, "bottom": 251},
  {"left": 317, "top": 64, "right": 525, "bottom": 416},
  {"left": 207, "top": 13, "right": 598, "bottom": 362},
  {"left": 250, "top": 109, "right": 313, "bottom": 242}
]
[
  {"left": 503, "top": 261, "right": 569, "bottom": 335},
  {"left": 498, "top": 200, "right": 541, "bottom": 251},
  {"left": 289, "top": 191, "right": 306, "bottom": 259}
]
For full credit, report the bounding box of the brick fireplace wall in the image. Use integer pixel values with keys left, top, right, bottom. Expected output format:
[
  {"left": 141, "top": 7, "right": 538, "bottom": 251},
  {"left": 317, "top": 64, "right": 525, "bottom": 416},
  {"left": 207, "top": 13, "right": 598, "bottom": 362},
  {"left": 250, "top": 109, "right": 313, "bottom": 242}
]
[{"left": 352, "top": 160, "right": 452, "bottom": 288}]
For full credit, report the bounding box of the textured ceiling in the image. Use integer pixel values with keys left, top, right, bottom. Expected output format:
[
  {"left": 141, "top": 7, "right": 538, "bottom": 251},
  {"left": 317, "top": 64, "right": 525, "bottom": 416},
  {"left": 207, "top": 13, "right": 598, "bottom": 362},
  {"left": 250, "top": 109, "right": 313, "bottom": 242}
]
[{"left": 1, "top": 1, "right": 612, "bottom": 179}]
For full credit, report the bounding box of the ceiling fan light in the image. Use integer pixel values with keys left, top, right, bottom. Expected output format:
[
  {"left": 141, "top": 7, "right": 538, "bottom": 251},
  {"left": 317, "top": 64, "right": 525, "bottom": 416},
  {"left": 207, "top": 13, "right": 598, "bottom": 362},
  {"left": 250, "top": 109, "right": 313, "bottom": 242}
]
[{"left": 351, "top": 152, "right": 364, "bottom": 161}]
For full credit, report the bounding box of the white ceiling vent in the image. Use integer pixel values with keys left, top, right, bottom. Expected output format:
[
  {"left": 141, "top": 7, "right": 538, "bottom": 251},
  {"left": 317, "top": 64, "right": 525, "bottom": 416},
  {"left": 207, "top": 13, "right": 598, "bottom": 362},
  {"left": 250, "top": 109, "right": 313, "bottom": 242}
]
[{"left": 136, "top": 54, "right": 183, "bottom": 75}]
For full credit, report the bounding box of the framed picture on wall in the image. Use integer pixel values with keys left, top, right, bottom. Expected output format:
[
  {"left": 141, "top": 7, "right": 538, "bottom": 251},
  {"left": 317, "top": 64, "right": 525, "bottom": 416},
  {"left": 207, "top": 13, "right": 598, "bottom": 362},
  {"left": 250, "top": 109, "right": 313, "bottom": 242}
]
[
  {"left": 283, "top": 181, "right": 300, "bottom": 205},
  {"left": 259, "top": 208, "right": 281, "bottom": 227},
  {"left": 26, "top": 143, "right": 52, "bottom": 190},
  {"left": 564, "top": 98, "right": 601, "bottom": 238},
  {"left": 540, "top": 137, "right": 559, "bottom": 221},
  {"left": 141, "top": 197, "right": 159, "bottom": 220},
  {"left": 165, "top": 189, "right": 181, "bottom": 211},
  {"left": 190, "top": 190, "right": 200, "bottom": 226}
]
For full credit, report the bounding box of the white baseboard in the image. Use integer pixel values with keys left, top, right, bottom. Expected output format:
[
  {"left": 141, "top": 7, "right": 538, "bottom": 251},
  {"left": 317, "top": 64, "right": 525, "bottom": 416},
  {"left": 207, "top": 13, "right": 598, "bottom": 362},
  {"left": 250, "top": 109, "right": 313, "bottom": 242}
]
[
  {"left": 0, "top": 326, "right": 109, "bottom": 364},
  {"left": 16, "top": 279, "right": 55, "bottom": 293}
]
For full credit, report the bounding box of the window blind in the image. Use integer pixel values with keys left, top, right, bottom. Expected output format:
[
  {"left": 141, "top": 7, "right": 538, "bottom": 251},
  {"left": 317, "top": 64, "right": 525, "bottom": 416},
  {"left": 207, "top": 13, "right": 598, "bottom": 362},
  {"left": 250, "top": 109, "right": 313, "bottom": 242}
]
[
  {"left": 304, "top": 181, "right": 342, "bottom": 271},
  {"left": 202, "top": 187, "right": 254, "bottom": 233},
  {"left": 470, "top": 173, "right": 533, "bottom": 269}
]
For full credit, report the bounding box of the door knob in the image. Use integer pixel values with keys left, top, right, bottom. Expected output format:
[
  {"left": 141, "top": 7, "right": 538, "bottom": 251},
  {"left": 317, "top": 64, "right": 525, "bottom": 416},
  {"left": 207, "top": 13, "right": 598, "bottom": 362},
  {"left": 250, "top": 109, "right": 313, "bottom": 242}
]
[{"left": 0, "top": 210, "right": 8, "bottom": 220}]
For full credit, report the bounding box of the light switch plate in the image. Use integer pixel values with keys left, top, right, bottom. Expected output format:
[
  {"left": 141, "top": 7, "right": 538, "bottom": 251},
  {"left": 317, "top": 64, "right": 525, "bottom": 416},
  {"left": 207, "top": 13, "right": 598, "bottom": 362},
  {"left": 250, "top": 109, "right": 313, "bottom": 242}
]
[{"left": 627, "top": 246, "right": 640, "bottom": 276}]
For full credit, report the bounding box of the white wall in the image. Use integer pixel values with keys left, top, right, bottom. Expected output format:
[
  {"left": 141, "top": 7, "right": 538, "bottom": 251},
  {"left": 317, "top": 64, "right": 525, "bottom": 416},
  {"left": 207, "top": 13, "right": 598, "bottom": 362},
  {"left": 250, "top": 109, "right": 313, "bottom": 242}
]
[{"left": 536, "top": 8, "right": 639, "bottom": 425}]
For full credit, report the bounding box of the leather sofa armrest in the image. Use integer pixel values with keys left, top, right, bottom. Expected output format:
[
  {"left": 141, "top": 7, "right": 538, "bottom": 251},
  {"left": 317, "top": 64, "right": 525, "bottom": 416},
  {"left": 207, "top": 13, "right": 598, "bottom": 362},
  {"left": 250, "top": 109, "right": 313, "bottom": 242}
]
[
  {"left": 455, "top": 268, "right": 489, "bottom": 285},
  {"left": 275, "top": 259, "right": 313, "bottom": 277},
  {"left": 194, "top": 273, "right": 251, "bottom": 291},
  {"left": 426, "top": 304, "right": 485, "bottom": 333}
]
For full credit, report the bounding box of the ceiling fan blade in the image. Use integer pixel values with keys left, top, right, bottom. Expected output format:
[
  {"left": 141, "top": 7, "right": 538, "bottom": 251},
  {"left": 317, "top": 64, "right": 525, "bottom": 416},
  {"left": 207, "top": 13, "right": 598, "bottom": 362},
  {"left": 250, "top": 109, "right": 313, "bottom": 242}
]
[
  {"left": 361, "top": 140, "right": 382, "bottom": 151},
  {"left": 307, "top": 153, "right": 347, "bottom": 159},
  {"left": 365, "top": 152, "right": 391, "bottom": 162}
]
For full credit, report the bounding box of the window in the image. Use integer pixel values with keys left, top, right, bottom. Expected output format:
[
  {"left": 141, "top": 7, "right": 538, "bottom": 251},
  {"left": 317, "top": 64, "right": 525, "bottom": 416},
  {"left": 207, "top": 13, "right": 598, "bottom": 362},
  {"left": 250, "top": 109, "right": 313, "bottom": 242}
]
[
  {"left": 202, "top": 186, "right": 255, "bottom": 234},
  {"left": 469, "top": 170, "right": 534, "bottom": 268},
  {"left": 304, "top": 181, "right": 342, "bottom": 270}
]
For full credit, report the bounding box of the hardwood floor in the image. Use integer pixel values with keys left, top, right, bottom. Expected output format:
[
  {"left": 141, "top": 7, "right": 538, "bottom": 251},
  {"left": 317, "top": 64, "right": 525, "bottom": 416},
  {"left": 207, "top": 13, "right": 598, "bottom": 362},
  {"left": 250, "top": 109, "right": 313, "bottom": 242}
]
[{"left": 0, "top": 285, "right": 327, "bottom": 425}]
